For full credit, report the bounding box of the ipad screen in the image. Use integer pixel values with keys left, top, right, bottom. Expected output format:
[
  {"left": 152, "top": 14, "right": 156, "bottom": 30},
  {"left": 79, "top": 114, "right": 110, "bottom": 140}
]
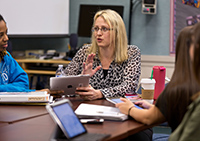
[{"left": 52, "top": 103, "right": 86, "bottom": 138}]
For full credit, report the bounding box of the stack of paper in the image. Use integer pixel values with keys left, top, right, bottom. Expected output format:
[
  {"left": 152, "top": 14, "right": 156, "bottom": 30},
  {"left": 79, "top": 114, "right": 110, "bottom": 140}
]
[
  {"left": 0, "top": 91, "right": 53, "bottom": 105},
  {"left": 75, "top": 103, "right": 128, "bottom": 121}
]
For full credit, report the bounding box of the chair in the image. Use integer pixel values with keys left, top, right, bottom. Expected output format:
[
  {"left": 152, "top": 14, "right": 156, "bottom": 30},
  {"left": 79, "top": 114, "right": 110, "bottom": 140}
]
[
  {"left": 64, "top": 33, "right": 78, "bottom": 60},
  {"left": 69, "top": 33, "right": 78, "bottom": 50}
]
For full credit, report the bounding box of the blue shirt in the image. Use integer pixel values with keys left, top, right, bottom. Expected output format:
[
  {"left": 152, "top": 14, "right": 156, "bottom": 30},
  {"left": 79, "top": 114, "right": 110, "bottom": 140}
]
[{"left": 0, "top": 52, "right": 32, "bottom": 92}]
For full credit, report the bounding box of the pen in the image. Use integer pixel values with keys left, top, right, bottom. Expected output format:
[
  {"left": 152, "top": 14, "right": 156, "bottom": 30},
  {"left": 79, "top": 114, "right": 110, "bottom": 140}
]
[
  {"left": 96, "top": 111, "right": 119, "bottom": 115},
  {"left": 80, "top": 119, "right": 104, "bottom": 124}
]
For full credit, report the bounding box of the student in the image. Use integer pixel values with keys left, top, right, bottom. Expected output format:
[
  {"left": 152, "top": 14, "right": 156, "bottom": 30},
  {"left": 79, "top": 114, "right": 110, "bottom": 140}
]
[
  {"left": 64, "top": 9, "right": 141, "bottom": 100},
  {"left": 169, "top": 21, "right": 200, "bottom": 141},
  {"left": 0, "top": 14, "right": 30, "bottom": 92},
  {"left": 116, "top": 25, "right": 200, "bottom": 134}
]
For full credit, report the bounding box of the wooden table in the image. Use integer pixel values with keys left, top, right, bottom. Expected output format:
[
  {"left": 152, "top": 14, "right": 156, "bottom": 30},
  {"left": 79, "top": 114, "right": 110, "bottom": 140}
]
[
  {"left": 0, "top": 115, "right": 55, "bottom": 141},
  {"left": 0, "top": 97, "right": 153, "bottom": 141},
  {"left": 0, "top": 105, "right": 48, "bottom": 123}
]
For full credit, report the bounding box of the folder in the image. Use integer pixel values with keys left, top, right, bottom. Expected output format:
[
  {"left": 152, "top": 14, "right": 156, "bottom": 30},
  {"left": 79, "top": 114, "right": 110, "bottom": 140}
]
[{"left": 75, "top": 103, "right": 128, "bottom": 121}]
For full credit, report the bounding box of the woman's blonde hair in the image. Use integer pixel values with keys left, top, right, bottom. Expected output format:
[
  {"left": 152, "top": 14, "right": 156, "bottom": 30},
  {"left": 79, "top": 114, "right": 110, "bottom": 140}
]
[{"left": 89, "top": 9, "right": 128, "bottom": 63}]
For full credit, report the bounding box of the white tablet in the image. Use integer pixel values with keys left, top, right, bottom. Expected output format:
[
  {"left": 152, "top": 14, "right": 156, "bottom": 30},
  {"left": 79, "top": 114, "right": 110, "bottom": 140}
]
[{"left": 50, "top": 75, "right": 90, "bottom": 96}]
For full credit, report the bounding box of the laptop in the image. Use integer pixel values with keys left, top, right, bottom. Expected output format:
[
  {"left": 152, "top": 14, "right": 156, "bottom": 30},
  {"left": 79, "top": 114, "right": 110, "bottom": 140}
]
[
  {"left": 46, "top": 99, "right": 110, "bottom": 141},
  {"left": 50, "top": 75, "right": 90, "bottom": 96}
]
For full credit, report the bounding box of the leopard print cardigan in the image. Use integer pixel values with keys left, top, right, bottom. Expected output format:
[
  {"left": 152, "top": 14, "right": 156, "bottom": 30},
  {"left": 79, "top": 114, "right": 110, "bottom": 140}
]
[{"left": 64, "top": 44, "right": 141, "bottom": 98}]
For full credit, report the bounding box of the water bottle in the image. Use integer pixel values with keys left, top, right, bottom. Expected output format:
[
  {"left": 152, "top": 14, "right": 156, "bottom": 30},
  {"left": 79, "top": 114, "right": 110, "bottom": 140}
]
[
  {"left": 153, "top": 66, "right": 166, "bottom": 100},
  {"left": 55, "top": 65, "right": 64, "bottom": 77}
]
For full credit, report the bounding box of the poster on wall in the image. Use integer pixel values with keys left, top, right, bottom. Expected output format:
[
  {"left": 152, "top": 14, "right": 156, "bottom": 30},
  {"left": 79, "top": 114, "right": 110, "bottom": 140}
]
[
  {"left": 182, "top": 0, "right": 200, "bottom": 8},
  {"left": 170, "top": 0, "right": 200, "bottom": 54},
  {"left": 186, "top": 14, "right": 200, "bottom": 26}
]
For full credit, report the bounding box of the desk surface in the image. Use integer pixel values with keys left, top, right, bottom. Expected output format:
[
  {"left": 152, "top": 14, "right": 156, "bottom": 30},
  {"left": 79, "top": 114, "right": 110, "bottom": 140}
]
[
  {"left": 0, "top": 115, "right": 55, "bottom": 141},
  {"left": 0, "top": 105, "right": 48, "bottom": 123},
  {"left": 0, "top": 97, "right": 152, "bottom": 141}
]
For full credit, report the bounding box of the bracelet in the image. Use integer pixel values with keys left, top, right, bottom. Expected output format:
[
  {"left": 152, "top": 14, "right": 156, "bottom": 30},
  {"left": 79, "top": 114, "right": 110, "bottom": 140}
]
[{"left": 128, "top": 105, "right": 135, "bottom": 116}]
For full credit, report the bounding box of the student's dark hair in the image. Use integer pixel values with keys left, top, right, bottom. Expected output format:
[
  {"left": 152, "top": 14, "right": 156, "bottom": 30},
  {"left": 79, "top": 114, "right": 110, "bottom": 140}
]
[
  {"left": 189, "top": 22, "right": 200, "bottom": 101},
  {"left": 163, "top": 26, "right": 200, "bottom": 130},
  {"left": 193, "top": 22, "right": 200, "bottom": 84},
  {"left": 0, "top": 14, "right": 5, "bottom": 22}
]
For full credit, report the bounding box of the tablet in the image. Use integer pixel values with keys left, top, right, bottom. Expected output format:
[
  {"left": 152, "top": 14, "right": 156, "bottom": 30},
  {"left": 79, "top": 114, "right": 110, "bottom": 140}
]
[
  {"left": 50, "top": 75, "right": 90, "bottom": 96},
  {"left": 106, "top": 97, "right": 143, "bottom": 109},
  {"left": 46, "top": 99, "right": 110, "bottom": 140}
]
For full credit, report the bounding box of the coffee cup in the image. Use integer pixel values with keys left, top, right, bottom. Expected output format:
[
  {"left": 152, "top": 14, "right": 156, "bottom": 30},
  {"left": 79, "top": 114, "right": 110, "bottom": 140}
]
[{"left": 140, "top": 78, "right": 156, "bottom": 100}]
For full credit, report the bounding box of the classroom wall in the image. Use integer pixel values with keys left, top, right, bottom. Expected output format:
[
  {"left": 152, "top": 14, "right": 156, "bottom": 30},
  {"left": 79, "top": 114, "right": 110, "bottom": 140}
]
[
  {"left": 131, "top": 0, "right": 170, "bottom": 56},
  {"left": 10, "top": 0, "right": 171, "bottom": 56}
]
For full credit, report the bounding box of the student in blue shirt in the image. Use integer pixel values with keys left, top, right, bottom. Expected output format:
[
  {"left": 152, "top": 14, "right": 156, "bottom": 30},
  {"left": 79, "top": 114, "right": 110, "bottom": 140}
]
[{"left": 0, "top": 14, "right": 30, "bottom": 92}]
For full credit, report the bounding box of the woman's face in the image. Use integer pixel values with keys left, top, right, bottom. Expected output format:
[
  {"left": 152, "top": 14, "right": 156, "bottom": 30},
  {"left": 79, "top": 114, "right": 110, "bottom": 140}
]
[
  {"left": 190, "top": 37, "right": 195, "bottom": 62},
  {"left": 0, "top": 20, "right": 8, "bottom": 51},
  {"left": 93, "top": 16, "right": 112, "bottom": 48}
]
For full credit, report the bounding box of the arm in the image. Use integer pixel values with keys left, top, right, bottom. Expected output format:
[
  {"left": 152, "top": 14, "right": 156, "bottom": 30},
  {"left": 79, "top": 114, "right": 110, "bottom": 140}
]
[
  {"left": 0, "top": 53, "right": 30, "bottom": 92},
  {"left": 129, "top": 105, "right": 166, "bottom": 125},
  {"left": 116, "top": 98, "right": 166, "bottom": 125}
]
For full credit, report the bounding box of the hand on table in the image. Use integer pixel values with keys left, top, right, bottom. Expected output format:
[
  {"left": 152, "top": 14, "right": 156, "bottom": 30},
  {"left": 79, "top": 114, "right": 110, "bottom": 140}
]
[
  {"left": 134, "top": 100, "right": 153, "bottom": 109},
  {"left": 115, "top": 98, "right": 135, "bottom": 115}
]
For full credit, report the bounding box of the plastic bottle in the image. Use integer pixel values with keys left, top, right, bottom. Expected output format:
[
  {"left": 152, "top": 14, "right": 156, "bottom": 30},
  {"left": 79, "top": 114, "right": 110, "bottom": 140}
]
[
  {"left": 55, "top": 65, "right": 64, "bottom": 77},
  {"left": 153, "top": 66, "right": 166, "bottom": 100}
]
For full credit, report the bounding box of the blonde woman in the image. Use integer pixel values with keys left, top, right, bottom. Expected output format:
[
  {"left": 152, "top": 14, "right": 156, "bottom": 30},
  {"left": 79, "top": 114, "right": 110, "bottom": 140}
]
[{"left": 64, "top": 9, "right": 141, "bottom": 100}]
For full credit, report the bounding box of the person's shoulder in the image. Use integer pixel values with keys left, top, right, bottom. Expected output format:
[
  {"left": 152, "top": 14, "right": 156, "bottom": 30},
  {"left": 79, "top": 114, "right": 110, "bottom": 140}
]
[
  {"left": 127, "top": 45, "right": 141, "bottom": 55},
  {"left": 4, "top": 51, "right": 14, "bottom": 60},
  {"left": 79, "top": 44, "right": 91, "bottom": 50},
  {"left": 76, "top": 44, "right": 91, "bottom": 53},
  {"left": 128, "top": 45, "right": 140, "bottom": 51}
]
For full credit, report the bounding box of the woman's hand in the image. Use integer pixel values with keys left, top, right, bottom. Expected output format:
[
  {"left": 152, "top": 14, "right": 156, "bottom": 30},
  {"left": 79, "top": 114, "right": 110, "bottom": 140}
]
[
  {"left": 115, "top": 98, "right": 135, "bottom": 115},
  {"left": 82, "top": 53, "right": 101, "bottom": 77},
  {"left": 75, "top": 85, "right": 103, "bottom": 100},
  {"left": 134, "top": 100, "right": 153, "bottom": 109}
]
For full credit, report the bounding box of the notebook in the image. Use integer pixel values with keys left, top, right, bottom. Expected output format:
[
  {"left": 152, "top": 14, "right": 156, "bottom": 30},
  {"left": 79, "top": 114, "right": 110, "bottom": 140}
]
[
  {"left": 46, "top": 99, "right": 110, "bottom": 141},
  {"left": 50, "top": 75, "right": 90, "bottom": 96}
]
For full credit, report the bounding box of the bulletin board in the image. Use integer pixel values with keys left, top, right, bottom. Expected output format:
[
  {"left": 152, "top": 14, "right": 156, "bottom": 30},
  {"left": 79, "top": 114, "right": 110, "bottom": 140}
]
[{"left": 170, "top": 0, "right": 200, "bottom": 54}]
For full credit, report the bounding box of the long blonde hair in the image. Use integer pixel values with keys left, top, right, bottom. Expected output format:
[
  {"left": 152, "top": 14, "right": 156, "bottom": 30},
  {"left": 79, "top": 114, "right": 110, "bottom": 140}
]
[{"left": 89, "top": 9, "right": 128, "bottom": 63}]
